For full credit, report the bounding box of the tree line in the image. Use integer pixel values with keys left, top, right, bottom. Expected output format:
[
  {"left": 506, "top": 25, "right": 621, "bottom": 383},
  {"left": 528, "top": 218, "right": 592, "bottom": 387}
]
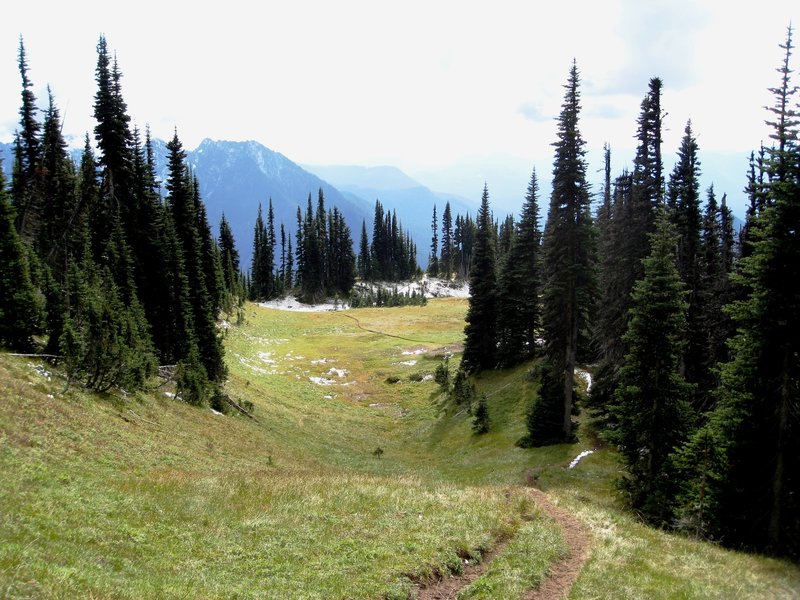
[
  {"left": 0, "top": 36, "right": 241, "bottom": 407},
  {"left": 459, "top": 30, "right": 799, "bottom": 560}
]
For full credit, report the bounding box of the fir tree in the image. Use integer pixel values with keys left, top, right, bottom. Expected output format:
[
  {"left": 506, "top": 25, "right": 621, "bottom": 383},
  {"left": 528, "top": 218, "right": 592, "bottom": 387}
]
[
  {"left": 329, "top": 207, "right": 356, "bottom": 295},
  {"left": 250, "top": 203, "right": 271, "bottom": 300},
  {"left": 589, "top": 78, "right": 665, "bottom": 425},
  {"left": 193, "top": 176, "right": 225, "bottom": 311},
  {"left": 472, "top": 394, "right": 490, "bottom": 434},
  {"left": 440, "top": 202, "right": 454, "bottom": 279},
  {"left": 37, "top": 88, "right": 78, "bottom": 279},
  {"left": 93, "top": 35, "right": 135, "bottom": 244},
  {"left": 462, "top": 184, "right": 497, "bottom": 373},
  {"left": 454, "top": 213, "right": 476, "bottom": 280},
  {"left": 587, "top": 147, "right": 623, "bottom": 426},
  {"left": 165, "top": 132, "right": 226, "bottom": 387},
  {"left": 218, "top": 212, "right": 241, "bottom": 295},
  {"left": 680, "top": 28, "right": 800, "bottom": 558},
  {"left": 0, "top": 167, "right": 43, "bottom": 350},
  {"left": 532, "top": 61, "right": 595, "bottom": 443},
  {"left": 358, "top": 220, "right": 370, "bottom": 280},
  {"left": 667, "top": 121, "right": 707, "bottom": 410},
  {"left": 496, "top": 167, "right": 542, "bottom": 366},
  {"left": 610, "top": 211, "right": 693, "bottom": 524},
  {"left": 428, "top": 204, "right": 439, "bottom": 276},
  {"left": 284, "top": 231, "right": 294, "bottom": 292},
  {"left": 12, "top": 37, "right": 42, "bottom": 241}
]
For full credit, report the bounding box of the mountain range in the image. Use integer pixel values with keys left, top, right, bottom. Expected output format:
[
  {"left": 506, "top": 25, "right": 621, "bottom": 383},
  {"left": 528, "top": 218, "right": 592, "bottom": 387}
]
[{"left": 0, "top": 139, "right": 478, "bottom": 270}]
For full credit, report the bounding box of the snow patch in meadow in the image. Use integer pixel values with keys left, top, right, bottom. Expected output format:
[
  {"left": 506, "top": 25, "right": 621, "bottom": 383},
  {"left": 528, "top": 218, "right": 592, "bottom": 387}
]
[
  {"left": 258, "top": 297, "right": 344, "bottom": 312},
  {"left": 256, "top": 278, "right": 470, "bottom": 313},
  {"left": 569, "top": 449, "right": 595, "bottom": 469},
  {"left": 398, "top": 360, "right": 418, "bottom": 366},
  {"left": 258, "top": 352, "right": 276, "bottom": 364}
]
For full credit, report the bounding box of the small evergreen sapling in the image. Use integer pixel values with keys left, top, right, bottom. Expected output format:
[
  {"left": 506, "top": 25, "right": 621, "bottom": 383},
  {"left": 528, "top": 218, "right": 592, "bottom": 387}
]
[{"left": 472, "top": 394, "right": 490, "bottom": 434}]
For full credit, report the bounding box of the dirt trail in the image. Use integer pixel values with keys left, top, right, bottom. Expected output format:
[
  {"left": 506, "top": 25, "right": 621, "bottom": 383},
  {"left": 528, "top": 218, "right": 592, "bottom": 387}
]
[
  {"left": 523, "top": 488, "right": 591, "bottom": 600},
  {"left": 415, "top": 488, "right": 591, "bottom": 600}
]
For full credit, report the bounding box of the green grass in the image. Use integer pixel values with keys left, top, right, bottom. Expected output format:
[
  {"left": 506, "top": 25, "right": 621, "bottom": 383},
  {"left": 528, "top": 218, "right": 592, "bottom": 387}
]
[
  {"left": 2, "top": 298, "right": 799, "bottom": 598},
  {"left": 458, "top": 513, "right": 568, "bottom": 599}
]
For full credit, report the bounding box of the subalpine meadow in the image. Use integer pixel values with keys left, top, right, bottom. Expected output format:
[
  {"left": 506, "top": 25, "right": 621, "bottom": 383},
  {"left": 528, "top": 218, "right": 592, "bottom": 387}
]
[{"left": 2, "top": 298, "right": 798, "bottom": 598}]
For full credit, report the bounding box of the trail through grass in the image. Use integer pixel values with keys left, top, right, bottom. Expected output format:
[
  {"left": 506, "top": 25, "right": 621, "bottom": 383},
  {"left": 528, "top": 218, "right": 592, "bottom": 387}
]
[{"left": 2, "top": 298, "right": 799, "bottom": 598}]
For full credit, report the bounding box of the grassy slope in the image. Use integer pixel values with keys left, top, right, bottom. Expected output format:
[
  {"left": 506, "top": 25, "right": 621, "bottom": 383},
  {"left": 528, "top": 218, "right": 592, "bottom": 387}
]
[{"left": 1, "top": 298, "right": 798, "bottom": 599}]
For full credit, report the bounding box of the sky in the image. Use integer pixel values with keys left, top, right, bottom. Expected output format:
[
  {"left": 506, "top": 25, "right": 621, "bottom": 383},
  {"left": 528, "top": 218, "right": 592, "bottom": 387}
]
[{"left": 1, "top": 0, "right": 798, "bottom": 216}]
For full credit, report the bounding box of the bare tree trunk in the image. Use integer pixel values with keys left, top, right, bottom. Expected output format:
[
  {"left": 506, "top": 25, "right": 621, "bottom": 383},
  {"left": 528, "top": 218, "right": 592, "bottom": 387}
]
[{"left": 768, "top": 352, "right": 790, "bottom": 548}]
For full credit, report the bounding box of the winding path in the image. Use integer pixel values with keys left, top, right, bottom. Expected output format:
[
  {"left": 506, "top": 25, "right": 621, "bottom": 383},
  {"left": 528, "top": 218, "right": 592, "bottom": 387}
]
[
  {"left": 523, "top": 489, "right": 591, "bottom": 600},
  {"left": 416, "top": 488, "right": 591, "bottom": 600}
]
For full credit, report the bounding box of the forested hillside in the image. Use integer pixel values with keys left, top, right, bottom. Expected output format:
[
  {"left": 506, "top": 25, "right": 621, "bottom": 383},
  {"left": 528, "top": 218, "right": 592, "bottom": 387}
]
[{"left": 455, "top": 31, "right": 800, "bottom": 560}]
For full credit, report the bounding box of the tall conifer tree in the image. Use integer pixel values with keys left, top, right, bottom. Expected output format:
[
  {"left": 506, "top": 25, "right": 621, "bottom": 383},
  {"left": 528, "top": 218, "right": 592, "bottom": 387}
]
[
  {"left": 496, "top": 167, "right": 542, "bottom": 366},
  {"left": 12, "top": 37, "right": 42, "bottom": 241},
  {"left": 0, "top": 167, "right": 43, "bottom": 350},
  {"left": 611, "top": 211, "right": 693, "bottom": 524},
  {"left": 462, "top": 184, "right": 497, "bottom": 373},
  {"left": 529, "top": 62, "right": 595, "bottom": 443}
]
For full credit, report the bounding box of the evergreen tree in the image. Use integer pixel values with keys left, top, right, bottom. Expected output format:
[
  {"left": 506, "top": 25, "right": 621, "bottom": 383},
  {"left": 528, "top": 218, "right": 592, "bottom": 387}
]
[
  {"left": 667, "top": 121, "right": 707, "bottom": 410},
  {"left": 284, "top": 231, "right": 294, "bottom": 292},
  {"left": 193, "top": 176, "right": 225, "bottom": 311},
  {"left": 496, "top": 167, "right": 542, "bottom": 366},
  {"left": 299, "top": 193, "right": 324, "bottom": 302},
  {"left": 250, "top": 203, "right": 271, "bottom": 300},
  {"left": 218, "top": 212, "right": 240, "bottom": 295},
  {"left": 93, "top": 35, "right": 135, "bottom": 247},
  {"left": 0, "top": 167, "right": 43, "bottom": 350},
  {"left": 472, "top": 394, "right": 490, "bottom": 434},
  {"left": 37, "top": 88, "right": 78, "bottom": 279},
  {"left": 428, "top": 204, "right": 439, "bottom": 276},
  {"left": 59, "top": 258, "right": 156, "bottom": 393},
  {"left": 462, "top": 184, "right": 497, "bottom": 373},
  {"left": 496, "top": 214, "right": 515, "bottom": 261},
  {"left": 277, "top": 223, "right": 287, "bottom": 296},
  {"left": 440, "top": 202, "right": 454, "bottom": 280},
  {"left": 668, "top": 121, "right": 702, "bottom": 282},
  {"left": 531, "top": 62, "right": 595, "bottom": 443},
  {"left": 589, "top": 78, "right": 665, "bottom": 425},
  {"left": 266, "top": 198, "right": 277, "bottom": 296},
  {"left": 357, "top": 219, "right": 370, "bottom": 280},
  {"left": 165, "top": 132, "right": 226, "bottom": 386},
  {"left": 12, "top": 37, "right": 42, "bottom": 241},
  {"left": 610, "top": 211, "right": 693, "bottom": 524},
  {"left": 295, "top": 205, "right": 305, "bottom": 288},
  {"left": 587, "top": 147, "right": 623, "bottom": 426},
  {"left": 370, "top": 200, "right": 388, "bottom": 280},
  {"left": 329, "top": 207, "right": 356, "bottom": 295},
  {"left": 680, "top": 28, "right": 800, "bottom": 558}
]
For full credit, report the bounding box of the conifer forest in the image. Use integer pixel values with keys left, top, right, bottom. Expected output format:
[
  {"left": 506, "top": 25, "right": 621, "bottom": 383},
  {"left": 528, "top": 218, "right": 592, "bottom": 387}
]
[{"left": 1, "top": 23, "right": 798, "bottom": 576}]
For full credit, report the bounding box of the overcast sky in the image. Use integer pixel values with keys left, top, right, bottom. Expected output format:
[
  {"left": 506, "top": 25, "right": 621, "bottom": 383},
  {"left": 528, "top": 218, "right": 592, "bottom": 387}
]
[{"left": 1, "top": 1, "right": 798, "bottom": 213}]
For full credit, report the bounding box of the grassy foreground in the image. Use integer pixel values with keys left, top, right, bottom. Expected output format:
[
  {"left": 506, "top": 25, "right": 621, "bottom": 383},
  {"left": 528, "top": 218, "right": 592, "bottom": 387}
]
[{"left": 1, "top": 298, "right": 798, "bottom": 598}]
